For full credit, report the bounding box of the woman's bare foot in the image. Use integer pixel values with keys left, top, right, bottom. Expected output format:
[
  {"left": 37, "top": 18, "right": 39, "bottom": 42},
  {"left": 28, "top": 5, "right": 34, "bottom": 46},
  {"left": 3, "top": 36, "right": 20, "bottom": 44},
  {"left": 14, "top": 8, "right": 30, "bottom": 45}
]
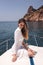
[
  {"left": 28, "top": 51, "right": 34, "bottom": 57},
  {"left": 28, "top": 48, "right": 36, "bottom": 57},
  {"left": 12, "top": 57, "right": 17, "bottom": 62},
  {"left": 12, "top": 54, "right": 17, "bottom": 62}
]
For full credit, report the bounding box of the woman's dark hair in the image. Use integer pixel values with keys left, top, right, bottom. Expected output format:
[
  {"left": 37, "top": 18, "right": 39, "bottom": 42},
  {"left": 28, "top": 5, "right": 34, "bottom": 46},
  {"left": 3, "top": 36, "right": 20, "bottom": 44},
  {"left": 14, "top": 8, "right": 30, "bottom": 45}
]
[{"left": 18, "top": 18, "right": 29, "bottom": 40}]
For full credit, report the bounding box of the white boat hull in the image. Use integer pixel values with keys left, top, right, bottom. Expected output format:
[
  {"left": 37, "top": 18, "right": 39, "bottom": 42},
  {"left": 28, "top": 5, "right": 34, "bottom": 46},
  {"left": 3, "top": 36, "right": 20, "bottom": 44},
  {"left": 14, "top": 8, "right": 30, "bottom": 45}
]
[{"left": 0, "top": 45, "right": 43, "bottom": 65}]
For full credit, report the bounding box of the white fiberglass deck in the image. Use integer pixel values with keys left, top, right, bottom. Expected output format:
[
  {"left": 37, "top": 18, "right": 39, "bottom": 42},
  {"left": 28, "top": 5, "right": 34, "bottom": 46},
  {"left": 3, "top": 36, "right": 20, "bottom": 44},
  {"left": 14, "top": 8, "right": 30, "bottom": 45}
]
[{"left": 0, "top": 45, "right": 43, "bottom": 65}]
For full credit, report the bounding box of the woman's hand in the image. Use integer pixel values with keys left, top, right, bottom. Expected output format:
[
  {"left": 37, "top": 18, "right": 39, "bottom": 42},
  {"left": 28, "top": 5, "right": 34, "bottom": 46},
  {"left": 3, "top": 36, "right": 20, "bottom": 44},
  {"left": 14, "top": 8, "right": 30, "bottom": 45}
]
[
  {"left": 22, "top": 42, "right": 28, "bottom": 50},
  {"left": 12, "top": 54, "right": 17, "bottom": 62}
]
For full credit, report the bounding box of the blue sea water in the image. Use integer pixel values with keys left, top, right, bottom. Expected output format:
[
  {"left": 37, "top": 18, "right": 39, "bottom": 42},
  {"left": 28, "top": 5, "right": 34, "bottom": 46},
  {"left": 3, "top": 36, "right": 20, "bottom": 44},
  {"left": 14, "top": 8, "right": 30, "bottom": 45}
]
[
  {"left": 0, "top": 21, "right": 18, "bottom": 42},
  {"left": 0, "top": 21, "right": 43, "bottom": 55}
]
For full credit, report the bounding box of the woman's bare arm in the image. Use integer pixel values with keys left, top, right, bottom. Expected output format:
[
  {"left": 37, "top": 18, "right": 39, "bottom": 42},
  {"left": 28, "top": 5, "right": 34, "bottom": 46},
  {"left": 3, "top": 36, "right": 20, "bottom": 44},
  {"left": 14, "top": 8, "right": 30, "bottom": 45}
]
[{"left": 22, "top": 42, "right": 29, "bottom": 50}]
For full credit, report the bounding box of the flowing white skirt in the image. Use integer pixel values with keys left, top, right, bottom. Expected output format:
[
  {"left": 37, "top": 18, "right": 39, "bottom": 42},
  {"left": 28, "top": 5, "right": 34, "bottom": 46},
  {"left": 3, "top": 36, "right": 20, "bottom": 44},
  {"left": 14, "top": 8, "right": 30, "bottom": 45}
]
[{"left": 0, "top": 45, "right": 43, "bottom": 65}]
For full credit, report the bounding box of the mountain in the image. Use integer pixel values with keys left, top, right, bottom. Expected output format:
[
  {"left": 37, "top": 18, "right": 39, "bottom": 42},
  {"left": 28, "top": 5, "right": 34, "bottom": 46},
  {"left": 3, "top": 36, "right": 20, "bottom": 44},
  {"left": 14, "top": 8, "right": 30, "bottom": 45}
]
[{"left": 23, "top": 5, "right": 43, "bottom": 22}]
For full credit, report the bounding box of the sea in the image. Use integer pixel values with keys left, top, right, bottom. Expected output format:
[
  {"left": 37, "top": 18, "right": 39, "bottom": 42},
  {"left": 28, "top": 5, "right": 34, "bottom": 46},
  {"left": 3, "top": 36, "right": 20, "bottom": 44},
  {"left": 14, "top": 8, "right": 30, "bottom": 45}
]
[{"left": 0, "top": 21, "right": 43, "bottom": 55}]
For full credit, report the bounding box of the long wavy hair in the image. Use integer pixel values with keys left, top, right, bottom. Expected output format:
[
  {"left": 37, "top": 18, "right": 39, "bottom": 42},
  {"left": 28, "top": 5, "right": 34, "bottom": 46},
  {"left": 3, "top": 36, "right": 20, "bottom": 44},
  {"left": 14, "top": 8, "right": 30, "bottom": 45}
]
[{"left": 18, "top": 18, "right": 29, "bottom": 40}]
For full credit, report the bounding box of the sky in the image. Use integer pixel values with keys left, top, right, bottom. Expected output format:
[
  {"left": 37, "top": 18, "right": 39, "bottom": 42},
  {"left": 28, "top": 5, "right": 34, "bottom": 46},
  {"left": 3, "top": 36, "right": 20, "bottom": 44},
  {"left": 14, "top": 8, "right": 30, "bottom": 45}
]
[{"left": 0, "top": 0, "right": 43, "bottom": 21}]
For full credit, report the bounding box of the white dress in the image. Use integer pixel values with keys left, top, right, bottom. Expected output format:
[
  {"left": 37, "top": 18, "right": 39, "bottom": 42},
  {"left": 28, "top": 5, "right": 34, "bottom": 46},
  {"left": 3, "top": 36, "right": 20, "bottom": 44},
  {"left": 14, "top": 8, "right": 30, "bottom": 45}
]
[{"left": 11, "top": 27, "right": 28, "bottom": 57}]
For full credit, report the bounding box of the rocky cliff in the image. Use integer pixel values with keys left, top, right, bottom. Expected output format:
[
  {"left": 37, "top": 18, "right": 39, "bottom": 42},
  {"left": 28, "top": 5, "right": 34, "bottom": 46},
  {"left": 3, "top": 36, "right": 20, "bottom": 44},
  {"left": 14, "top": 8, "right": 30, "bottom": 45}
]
[{"left": 24, "top": 5, "right": 43, "bottom": 22}]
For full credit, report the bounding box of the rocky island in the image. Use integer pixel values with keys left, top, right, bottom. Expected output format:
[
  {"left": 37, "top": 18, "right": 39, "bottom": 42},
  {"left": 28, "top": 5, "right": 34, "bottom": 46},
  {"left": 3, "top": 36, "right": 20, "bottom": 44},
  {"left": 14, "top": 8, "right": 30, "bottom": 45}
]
[{"left": 23, "top": 5, "right": 43, "bottom": 22}]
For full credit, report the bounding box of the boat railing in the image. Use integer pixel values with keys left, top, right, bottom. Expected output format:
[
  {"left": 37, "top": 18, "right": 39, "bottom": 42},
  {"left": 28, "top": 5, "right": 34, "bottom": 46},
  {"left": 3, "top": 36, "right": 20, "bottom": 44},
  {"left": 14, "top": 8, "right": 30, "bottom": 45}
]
[
  {"left": 0, "top": 38, "right": 13, "bottom": 50},
  {"left": 0, "top": 34, "right": 43, "bottom": 55},
  {"left": 0, "top": 38, "right": 14, "bottom": 55}
]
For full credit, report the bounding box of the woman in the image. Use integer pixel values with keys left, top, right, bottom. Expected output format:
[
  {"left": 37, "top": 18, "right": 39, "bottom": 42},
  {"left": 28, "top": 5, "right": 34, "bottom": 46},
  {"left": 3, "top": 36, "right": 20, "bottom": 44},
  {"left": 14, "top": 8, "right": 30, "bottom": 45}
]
[{"left": 12, "top": 18, "right": 36, "bottom": 62}]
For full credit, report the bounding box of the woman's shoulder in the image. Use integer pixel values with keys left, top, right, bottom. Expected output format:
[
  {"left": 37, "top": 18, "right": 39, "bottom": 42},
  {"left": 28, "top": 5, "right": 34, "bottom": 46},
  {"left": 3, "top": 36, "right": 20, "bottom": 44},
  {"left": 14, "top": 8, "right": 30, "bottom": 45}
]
[{"left": 15, "top": 27, "right": 21, "bottom": 33}]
